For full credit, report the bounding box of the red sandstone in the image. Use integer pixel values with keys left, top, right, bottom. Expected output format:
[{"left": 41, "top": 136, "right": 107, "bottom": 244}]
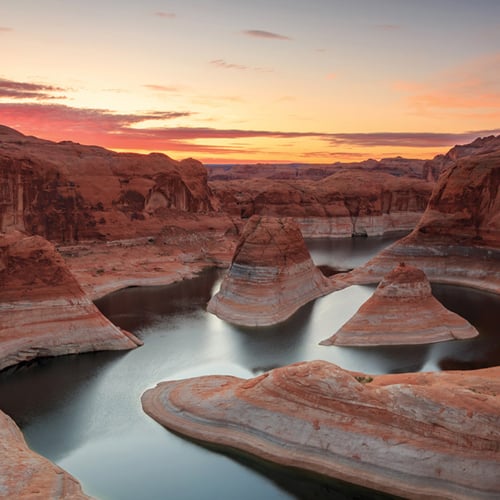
[
  {"left": 322, "top": 263, "right": 478, "bottom": 346},
  {"left": 142, "top": 360, "right": 500, "bottom": 500}
]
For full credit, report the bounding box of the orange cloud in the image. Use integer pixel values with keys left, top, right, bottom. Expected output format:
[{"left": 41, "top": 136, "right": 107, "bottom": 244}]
[
  {"left": 155, "top": 11, "right": 176, "bottom": 19},
  {"left": 0, "top": 27, "right": 12, "bottom": 32}
]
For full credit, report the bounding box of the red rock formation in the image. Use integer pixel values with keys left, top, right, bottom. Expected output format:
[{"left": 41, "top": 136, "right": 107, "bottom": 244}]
[
  {"left": 346, "top": 136, "right": 500, "bottom": 293},
  {"left": 0, "top": 231, "right": 141, "bottom": 370},
  {"left": 142, "top": 360, "right": 500, "bottom": 500},
  {"left": 322, "top": 263, "right": 478, "bottom": 346},
  {"left": 210, "top": 168, "right": 432, "bottom": 237},
  {"left": 0, "top": 409, "right": 90, "bottom": 498},
  {"left": 207, "top": 215, "right": 333, "bottom": 326},
  {"left": 0, "top": 125, "right": 214, "bottom": 243}
]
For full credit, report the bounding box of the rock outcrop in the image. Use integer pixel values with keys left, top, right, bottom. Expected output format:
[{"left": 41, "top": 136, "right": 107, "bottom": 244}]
[
  {"left": 0, "top": 409, "right": 90, "bottom": 498},
  {"left": 209, "top": 161, "right": 433, "bottom": 237},
  {"left": 322, "top": 263, "right": 478, "bottom": 346},
  {"left": 142, "top": 360, "right": 500, "bottom": 500},
  {"left": 207, "top": 215, "right": 333, "bottom": 326},
  {"left": 346, "top": 136, "right": 500, "bottom": 293},
  {"left": 0, "top": 125, "right": 214, "bottom": 243},
  {"left": 0, "top": 231, "right": 141, "bottom": 370}
]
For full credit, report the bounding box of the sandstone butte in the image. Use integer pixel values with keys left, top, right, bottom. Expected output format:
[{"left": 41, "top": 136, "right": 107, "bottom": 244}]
[
  {"left": 321, "top": 263, "right": 478, "bottom": 346},
  {"left": 0, "top": 409, "right": 90, "bottom": 499},
  {"left": 344, "top": 135, "right": 500, "bottom": 294},
  {"left": 209, "top": 157, "right": 435, "bottom": 238},
  {"left": 207, "top": 215, "right": 334, "bottom": 326},
  {"left": 142, "top": 360, "right": 500, "bottom": 500},
  {"left": 0, "top": 230, "right": 141, "bottom": 371}
]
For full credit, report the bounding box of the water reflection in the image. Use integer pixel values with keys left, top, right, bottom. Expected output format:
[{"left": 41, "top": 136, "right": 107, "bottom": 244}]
[{"left": 0, "top": 237, "right": 498, "bottom": 500}]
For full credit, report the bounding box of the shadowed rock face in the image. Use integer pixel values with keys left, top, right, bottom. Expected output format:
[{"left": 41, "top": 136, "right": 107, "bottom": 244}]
[
  {"left": 346, "top": 136, "right": 500, "bottom": 293},
  {"left": 207, "top": 215, "right": 333, "bottom": 326},
  {"left": 0, "top": 125, "right": 214, "bottom": 243},
  {"left": 142, "top": 360, "right": 500, "bottom": 500},
  {"left": 0, "top": 231, "right": 141, "bottom": 370},
  {"left": 0, "top": 409, "right": 90, "bottom": 498},
  {"left": 322, "top": 263, "right": 478, "bottom": 346}
]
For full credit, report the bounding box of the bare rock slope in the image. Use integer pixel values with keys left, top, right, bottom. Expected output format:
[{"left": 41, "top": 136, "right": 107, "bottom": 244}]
[
  {"left": 0, "top": 409, "right": 91, "bottom": 499},
  {"left": 143, "top": 360, "right": 500, "bottom": 500},
  {"left": 207, "top": 215, "right": 333, "bottom": 326},
  {"left": 0, "top": 231, "right": 141, "bottom": 370},
  {"left": 322, "top": 263, "right": 478, "bottom": 346}
]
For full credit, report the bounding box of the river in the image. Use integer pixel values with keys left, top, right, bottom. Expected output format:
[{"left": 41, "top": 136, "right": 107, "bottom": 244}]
[{"left": 0, "top": 236, "right": 498, "bottom": 499}]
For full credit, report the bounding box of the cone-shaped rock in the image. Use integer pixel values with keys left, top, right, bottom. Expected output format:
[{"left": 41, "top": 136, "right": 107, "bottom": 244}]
[
  {"left": 207, "top": 215, "right": 332, "bottom": 326},
  {"left": 0, "top": 231, "right": 141, "bottom": 370},
  {"left": 142, "top": 360, "right": 500, "bottom": 500},
  {"left": 322, "top": 263, "right": 478, "bottom": 346}
]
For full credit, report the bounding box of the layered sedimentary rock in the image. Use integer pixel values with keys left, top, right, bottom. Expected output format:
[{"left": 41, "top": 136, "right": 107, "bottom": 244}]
[
  {"left": 322, "top": 263, "right": 478, "bottom": 346},
  {"left": 207, "top": 215, "right": 333, "bottom": 326},
  {"left": 142, "top": 360, "right": 500, "bottom": 500},
  {"left": 210, "top": 168, "right": 432, "bottom": 237},
  {"left": 346, "top": 136, "right": 500, "bottom": 293},
  {"left": 0, "top": 409, "right": 90, "bottom": 498},
  {"left": 0, "top": 125, "right": 214, "bottom": 243},
  {"left": 0, "top": 231, "right": 141, "bottom": 370}
]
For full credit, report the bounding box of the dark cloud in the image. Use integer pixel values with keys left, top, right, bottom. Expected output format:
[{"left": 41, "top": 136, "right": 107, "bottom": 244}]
[
  {"left": 328, "top": 131, "right": 500, "bottom": 148},
  {"left": 242, "top": 30, "right": 291, "bottom": 41},
  {"left": 155, "top": 11, "right": 176, "bottom": 18},
  {"left": 0, "top": 78, "right": 65, "bottom": 100}
]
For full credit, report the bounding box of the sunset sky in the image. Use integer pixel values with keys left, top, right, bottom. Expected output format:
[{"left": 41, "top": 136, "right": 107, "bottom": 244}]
[{"left": 1, "top": 0, "right": 499, "bottom": 163}]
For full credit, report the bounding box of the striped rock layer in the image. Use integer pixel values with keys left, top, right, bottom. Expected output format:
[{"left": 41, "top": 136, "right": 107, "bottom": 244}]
[
  {"left": 0, "top": 231, "right": 141, "bottom": 370},
  {"left": 0, "top": 409, "right": 90, "bottom": 499},
  {"left": 322, "top": 263, "right": 478, "bottom": 346},
  {"left": 142, "top": 360, "right": 500, "bottom": 500},
  {"left": 207, "top": 215, "right": 333, "bottom": 326}
]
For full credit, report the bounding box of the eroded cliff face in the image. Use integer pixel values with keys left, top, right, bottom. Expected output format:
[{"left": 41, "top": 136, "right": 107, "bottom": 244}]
[
  {"left": 207, "top": 215, "right": 334, "bottom": 325},
  {"left": 0, "top": 231, "right": 141, "bottom": 370},
  {"left": 346, "top": 136, "right": 500, "bottom": 292},
  {"left": 0, "top": 125, "right": 214, "bottom": 243},
  {"left": 210, "top": 166, "right": 433, "bottom": 237}
]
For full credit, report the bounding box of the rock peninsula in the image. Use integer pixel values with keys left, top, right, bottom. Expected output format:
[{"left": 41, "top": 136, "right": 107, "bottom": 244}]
[
  {"left": 0, "top": 409, "right": 90, "bottom": 498},
  {"left": 142, "top": 360, "right": 500, "bottom": 500},
  {"left": 0, "top": 231, "right": 141, "bottom": 371},
  {"left": 207, "top": 215, "right": 334, "bottom": 326}
]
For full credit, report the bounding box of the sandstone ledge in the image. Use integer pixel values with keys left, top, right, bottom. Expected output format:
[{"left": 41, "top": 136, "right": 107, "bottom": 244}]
[
  {"left": 142, "top": 360, "right": 500, "bottom": 500},
  {"left": 0, "top": 409, "right": 90, "bottom": 499}
]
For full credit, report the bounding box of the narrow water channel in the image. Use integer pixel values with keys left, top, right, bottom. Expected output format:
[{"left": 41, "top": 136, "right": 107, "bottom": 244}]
[{"left": 0, "top": 236, "right": 498, "bottom": 499}]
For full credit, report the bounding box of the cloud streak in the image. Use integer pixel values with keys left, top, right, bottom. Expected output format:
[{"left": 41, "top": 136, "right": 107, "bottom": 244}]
[
  {"left": 209, "top": 59, "right": 273, "bottom": 73},
  {"left": 0, "top": 78, "right": 65, "bottom": 100},
  {"left": 242, "top": 29, "right": 291, "bottom": 40},
  {"left": 155, "top": 11, "right": 176, "bottom": 19},
  {"left": 0, "top": 27, "right": 12, "bottom": 32},
  {"left": 143, "top": 84, "right": 181, "bottom": 92}
]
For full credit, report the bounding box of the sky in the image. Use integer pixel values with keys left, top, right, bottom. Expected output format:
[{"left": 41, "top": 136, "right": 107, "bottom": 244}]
[{"left": 1, "top": 0, "right": 499, "bottom": 163}]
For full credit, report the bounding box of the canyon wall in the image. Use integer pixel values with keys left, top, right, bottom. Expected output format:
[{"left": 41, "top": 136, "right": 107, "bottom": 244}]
[
  {"left": 347, "top": 136, "right": 500, "bottom": 292},
  {"left": 0, "top": 125, "right": 215, "bottom": 243},
  {"left": 210, "top": 163, "right": 433, "bottom": 237}
]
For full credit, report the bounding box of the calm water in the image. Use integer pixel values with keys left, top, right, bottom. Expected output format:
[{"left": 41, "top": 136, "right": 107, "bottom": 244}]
[{"left": 0, "top": 236, "right": 498, "bottom": 500}]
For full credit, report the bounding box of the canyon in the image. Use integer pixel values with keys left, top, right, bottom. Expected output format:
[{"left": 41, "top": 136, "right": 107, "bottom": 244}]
[
  {"left": 321, "top": 263, "right": 478, "bottom": 346},
  {"left": 0, "top": 125, "right": 499, "bottom": 499}
]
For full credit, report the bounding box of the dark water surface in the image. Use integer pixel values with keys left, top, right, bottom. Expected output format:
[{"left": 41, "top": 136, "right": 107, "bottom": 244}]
[{"left": 0, "top": 236, "right": 498, "bottom": 500}]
